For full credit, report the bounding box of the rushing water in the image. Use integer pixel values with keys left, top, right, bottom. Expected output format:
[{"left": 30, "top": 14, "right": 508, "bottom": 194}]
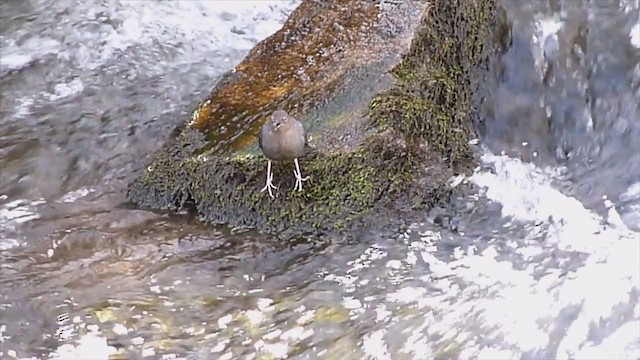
[{"left": 1, "top": 1, "right": 639, "bottom": 359}]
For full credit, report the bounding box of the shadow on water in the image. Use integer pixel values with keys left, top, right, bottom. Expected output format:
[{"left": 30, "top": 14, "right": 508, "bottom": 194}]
[{"left": 0, "top": 0, "right": 638, "bottom": 358}]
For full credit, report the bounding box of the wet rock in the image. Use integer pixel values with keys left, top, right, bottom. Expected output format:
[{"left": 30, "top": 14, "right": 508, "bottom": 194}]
[{"left": 127, "top": 0, "right": 503, "bottom": 239}]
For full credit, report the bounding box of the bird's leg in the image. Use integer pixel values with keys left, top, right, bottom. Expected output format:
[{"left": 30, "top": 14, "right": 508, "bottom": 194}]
[
  {"left": 293, "top": 158, "right": 309, "bottom": 192},
  {"left": 260, "top": 160, "right": 277, "bottom": 198}
]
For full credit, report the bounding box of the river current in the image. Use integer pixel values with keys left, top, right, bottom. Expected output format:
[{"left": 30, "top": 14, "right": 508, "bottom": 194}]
[{"left": 0, "top": 1, "right": 639, "bottom": 359}]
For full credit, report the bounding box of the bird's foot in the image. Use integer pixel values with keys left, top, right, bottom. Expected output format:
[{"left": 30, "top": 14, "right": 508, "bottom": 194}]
[
  {"left": 260, "top": 173, "right": 278, "bottom": 198},
  {"left": 293, "top": 170, "right": 309, "bottom": 192}
]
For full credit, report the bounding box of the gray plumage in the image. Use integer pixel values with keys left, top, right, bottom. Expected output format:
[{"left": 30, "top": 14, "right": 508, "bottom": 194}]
[
  {"left": 258, "top": 110, "right": 309, "bottom": 198},
  {"left": 259, "top": 110, "right": 307, "bottom": 161}
]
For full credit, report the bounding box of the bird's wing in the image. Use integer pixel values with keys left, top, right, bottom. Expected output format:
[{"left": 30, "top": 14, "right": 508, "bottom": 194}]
[
  {"left": 297, "top": 121, "right": 308, "bottom": 147},
  {"left": 258, "top": 126, "right": 264, "bottom": 150}
]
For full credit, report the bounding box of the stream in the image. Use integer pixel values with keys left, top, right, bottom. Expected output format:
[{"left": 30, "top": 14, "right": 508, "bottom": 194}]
[{"left": 1, "top": 1, "right": 639, "bottom": 359}]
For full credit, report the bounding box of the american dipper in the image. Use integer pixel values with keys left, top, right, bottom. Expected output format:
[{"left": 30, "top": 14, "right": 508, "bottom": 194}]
[{"left": 258, "top": 110, "right": 309, "bottom": 198}]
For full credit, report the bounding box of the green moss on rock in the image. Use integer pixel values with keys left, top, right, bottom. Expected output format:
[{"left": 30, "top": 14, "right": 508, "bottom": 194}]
[
  {"left": 127, "top": 0, "right": 501, "bottom": 238},
  {"left": 128, "top": 128, "right": 442, "bottom": 238},
  {"left": 368, "top": 1, "right": 497, "bottom": 167}
]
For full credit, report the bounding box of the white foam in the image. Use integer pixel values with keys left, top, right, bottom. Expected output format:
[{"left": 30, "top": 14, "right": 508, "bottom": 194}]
[
  {"left": 0, "top": 37, "right": 60, "bottom": 71},
  {"left": 363, "top": 329, "right": 392, "bottom": 360},
  {"left": 54, "top": 0, "right": 299, "bottom": 71},
  {"left": 0, "top": 199, "right": 44, "bottom": 225},
  {"left": 48, "top": 78, "right": 85, "bottom": 101},
  {"left": 0, "top": 53, "right": 36, "bottom": 71},
  {"left": 574, "top": 320, "right": 640, "bottom": 360},
  {"left": 532, "top": 15, "right": 564, "bottom": 77},
  {"left": 468, "top": 153, "right": 639, "bottom": 357},
  {"left": 351, "top": 150, "right": 640, "bottom": 358},
  {"left": 59, "top": 187, "right": 94, "bottom": 203},
  {"left": 631, "top": 22, "right": 640, "bottom": 49},
  {"left": 3, "top": 0, "right": 300, "bottom": 121},
  {"left": 49, "top": 333, "right": 117, "bottom": 360},
  {"left": 14, "top": 98, "right": 34, "bottom": 119}
]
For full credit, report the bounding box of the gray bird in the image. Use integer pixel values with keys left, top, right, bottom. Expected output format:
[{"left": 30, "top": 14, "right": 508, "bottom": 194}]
[{"left": 258, "top": 110, "right": 309, "bottom": 198}]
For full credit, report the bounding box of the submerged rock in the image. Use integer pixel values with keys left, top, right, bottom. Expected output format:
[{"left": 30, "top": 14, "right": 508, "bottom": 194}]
[{"left": 127, "top": 0, "right": 503, "bottom": 239}]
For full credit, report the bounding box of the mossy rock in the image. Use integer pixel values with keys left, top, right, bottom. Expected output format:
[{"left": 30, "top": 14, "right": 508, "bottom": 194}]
[{"left": 127, "top": 0, "right": 502, "bottom": 239}]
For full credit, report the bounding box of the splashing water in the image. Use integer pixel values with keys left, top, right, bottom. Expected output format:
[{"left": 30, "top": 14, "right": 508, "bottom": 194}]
[{"left": 0, "top": 0, "right": 638, "bottom": 359}]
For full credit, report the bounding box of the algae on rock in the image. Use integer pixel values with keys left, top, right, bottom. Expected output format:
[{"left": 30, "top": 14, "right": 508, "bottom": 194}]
[
  {"left": 368, "top": 1, "right": 498, "bottom": 167},
  {"left": 127, "top": 0, "right": 501, "bottom": 238}
]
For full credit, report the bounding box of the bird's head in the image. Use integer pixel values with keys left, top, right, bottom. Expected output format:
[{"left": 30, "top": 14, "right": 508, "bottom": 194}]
[{"left": 270, "top": 110, "right": 289, "bottom": 130}]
